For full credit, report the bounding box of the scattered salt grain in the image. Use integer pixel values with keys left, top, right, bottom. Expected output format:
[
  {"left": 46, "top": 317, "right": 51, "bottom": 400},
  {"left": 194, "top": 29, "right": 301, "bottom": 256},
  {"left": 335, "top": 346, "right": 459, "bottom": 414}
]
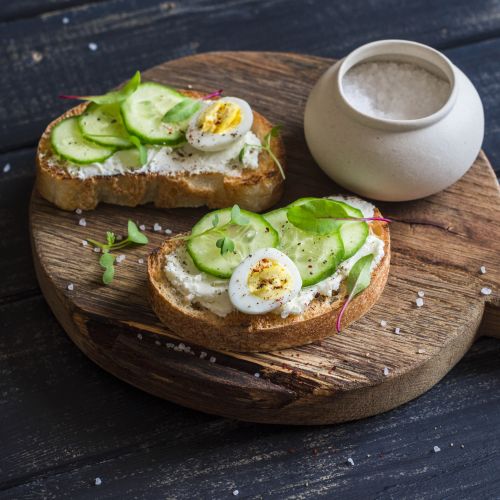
[
  {"left": 209, "top": 356, "right": 216, "bottom": 363},
  {"left": 3, "top": 163, "right": 11, "bottom": 173},
  {"left": 417, "top": 348, "right": 426, "bottom": 354},
  {"left": 116, "top": 235, "right": 123, "bottom": 241},
  {"left": 383, "top": 367, "right": 390, "bottom": 376},
  {"left": 139, "top": 224, "right": 146, "bottom": 231},
  {"left": 166, "top": 343, "right": 174, "bottom": 348},
  {"left": 188, "top": 84, "right": 193, "bottom": 89},
  {"left": 417, "top": 290, "right": 425, "bottom": 298},
  {"left": 380, "top": 320, "right": 387, "bottom": 327},
  {"left": 178, "top": 343, "right": 185, "bottom": 350},
  {"left": 254, "top": 373, "right": 260, "bottom": 378},
  {"left": 200, "top": 352, "right": 207, "bottom": 359},
  {"left": 461, "top": 444, "right": 465, "bottom": 449},
  {"left": 416, "top": 297, "right": 424, "bottom": 307},
  {"left": 155, "top": 340, "right": 161, "bottom": 346},
  {"left": 138, "top": 258, "right": 144, "bottom": 264},
  {"left": 82, "top": 240, "right": 88, "bottom": 246},
  {"left": 115, "top": 254, "right": 126, "bottom": 263},
  {"left": 450, "top": 443, "right": 454, "bottom": 447},
  {"left": 88, "top": 42, "right": 98, "bottom": 51},
  {"left": 394, "top": 327, "right": 401, "bottom": 335},
  {"left": 93, "top": 247, "right": 100, "bottom": 253},
  {"left": 95, "top": 477, "right": 102, "bottom": 486},
  {"left": 67, "top": 283, "right": 74, "bottom": 291},
  {"left": 153, "top": 223, "right": 162, "bottom": 232},
  {"left": 347, "top": 457, "right": 355, "bottom": 466},
  {"left": 137, "top": 333, "right": 143, "bottom": 340},
  {"left": 78, "top": 218, "right": 86, "bottom": 227},
  {"left": 232, "top": 490, "right": 239, "bottom": 496},
  {"left": 62, "top": 16, "right": 70, "bottom": 24},
  {"left": 480, "top": 266, "right": 486, "bottom": 274},
  {"left": 75, "top": 208, "right": 82, "bottom": 215},
  {"left": 31, "top": 51, "right": 43, "bottom": 63},
  {"left": 165, "top": 228, "right": 173, "bottom": 235},
  {"left": 481, "top": 287, "right": 492, "bottom": 296},
  {"left": 343, "top": 61, "right": 451, "bottom": 120},
  {"left": 433, "top": 445, "right": 441, "bottom": 453}
]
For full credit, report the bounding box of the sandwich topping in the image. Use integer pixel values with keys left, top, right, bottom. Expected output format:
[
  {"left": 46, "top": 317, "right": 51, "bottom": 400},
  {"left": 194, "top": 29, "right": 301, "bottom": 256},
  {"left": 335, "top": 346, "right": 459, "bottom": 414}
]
[
  {"left": 48, "top": 72, "right": 282, "bottom": 179},
  {"left": 163, "top": 196, "right": 387, "bottom": 322}
]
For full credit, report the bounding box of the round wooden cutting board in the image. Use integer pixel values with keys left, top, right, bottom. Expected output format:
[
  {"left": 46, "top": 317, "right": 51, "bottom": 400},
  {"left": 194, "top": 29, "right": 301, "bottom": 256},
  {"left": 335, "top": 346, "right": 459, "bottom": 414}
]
[{"left": 30, "top": 52, "right": 500, "bottom": 425}]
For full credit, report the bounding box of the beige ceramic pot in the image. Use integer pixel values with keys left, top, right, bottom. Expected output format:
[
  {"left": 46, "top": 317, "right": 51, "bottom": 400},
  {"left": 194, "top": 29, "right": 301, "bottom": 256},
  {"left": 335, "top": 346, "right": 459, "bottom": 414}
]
[{"left": 304, "top": 40, "right": 484, "bottom": 201}]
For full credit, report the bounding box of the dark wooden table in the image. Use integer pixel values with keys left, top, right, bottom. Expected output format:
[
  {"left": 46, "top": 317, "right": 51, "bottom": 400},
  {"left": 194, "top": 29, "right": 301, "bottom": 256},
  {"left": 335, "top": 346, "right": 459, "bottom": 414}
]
[{"left": 1, "top": 1, "right": 500, "bottom": 498}]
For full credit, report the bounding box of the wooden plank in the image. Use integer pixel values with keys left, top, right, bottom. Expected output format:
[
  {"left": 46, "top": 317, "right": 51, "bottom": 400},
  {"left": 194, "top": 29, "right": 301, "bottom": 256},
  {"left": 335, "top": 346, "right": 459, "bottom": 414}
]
[
  {"left": 2, "top": 0, "right": 500, "bottom": 158},
  {"left": 0, "top": 295, "right": 498, "bottom": 497}
]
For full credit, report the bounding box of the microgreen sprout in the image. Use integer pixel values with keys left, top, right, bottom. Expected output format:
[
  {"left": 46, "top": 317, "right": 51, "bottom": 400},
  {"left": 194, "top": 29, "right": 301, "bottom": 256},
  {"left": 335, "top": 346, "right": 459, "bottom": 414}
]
[
  {"left": 239, "top": 125, "right": 285, "bottom": 180},
  {"left": 202, "top": 89, "right": 223, "bottom": 100},
  {"left": 86, "top": 220, "right": 148, "bottom": 284}
]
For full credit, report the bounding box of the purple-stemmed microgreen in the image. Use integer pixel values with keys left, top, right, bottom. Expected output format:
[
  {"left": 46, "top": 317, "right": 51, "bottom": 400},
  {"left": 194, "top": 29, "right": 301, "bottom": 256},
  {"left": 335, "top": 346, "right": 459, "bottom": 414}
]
[
  {"left": 202, "top": 89, "right": 223, "bottom": 100},
  {"left": 336, "top": 253, "right": 374, "bottom": 333}
]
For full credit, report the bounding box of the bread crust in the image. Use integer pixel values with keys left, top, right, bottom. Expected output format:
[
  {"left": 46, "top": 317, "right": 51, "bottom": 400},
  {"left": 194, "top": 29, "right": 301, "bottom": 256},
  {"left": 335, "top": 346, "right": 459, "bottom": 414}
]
[
  {"left": 36, "top": 91, "right": 285, "bottom": 212},
  {"left": 148, "top": 213, "right": 390, "bottom": 352}
]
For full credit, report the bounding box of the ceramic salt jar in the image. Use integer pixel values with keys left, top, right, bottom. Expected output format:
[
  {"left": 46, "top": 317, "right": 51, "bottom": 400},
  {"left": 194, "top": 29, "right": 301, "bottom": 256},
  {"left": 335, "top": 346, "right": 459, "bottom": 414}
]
[{"left": 304, "top": 39, "right": 484, "bottom": 201}]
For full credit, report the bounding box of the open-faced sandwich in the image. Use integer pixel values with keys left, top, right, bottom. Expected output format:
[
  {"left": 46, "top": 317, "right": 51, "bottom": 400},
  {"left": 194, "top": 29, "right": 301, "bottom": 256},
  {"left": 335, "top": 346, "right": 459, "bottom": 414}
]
[
  {"left": 148, "top": 196, "right": 391, "bottom": 352},
  {"left": 36, "top": 72, "right": 285, "bottom": 212}
]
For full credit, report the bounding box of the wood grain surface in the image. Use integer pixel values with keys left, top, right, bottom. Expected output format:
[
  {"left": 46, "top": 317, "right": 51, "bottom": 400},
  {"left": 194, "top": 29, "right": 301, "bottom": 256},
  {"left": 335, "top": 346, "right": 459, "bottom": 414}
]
[{"left": 30, "top": 51, "right": 500, "bottom": 425}]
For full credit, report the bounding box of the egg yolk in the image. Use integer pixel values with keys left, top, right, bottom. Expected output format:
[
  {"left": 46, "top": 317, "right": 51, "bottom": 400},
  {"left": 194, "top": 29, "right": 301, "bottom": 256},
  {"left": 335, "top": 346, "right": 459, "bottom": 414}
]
[
  {"left": 198, "top": 101, "right": 242, "bottom": 134},
  {"left": 247, "top": 258, "right": 294, "bottom": 301}
]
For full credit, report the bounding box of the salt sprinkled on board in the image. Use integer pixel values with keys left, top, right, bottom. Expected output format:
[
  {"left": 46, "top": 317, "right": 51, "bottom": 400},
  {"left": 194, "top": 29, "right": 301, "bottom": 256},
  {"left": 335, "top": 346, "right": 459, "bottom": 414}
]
[
  {"left": 88, "top": 42, "right": 98, "bottom": 51},
  {"left": 347, "top": 457, "right": 355, "bottom": 466},
  {"left": 200, "top": 352, "right": 207, "bottom": 359},
  {"left": 394, "top": 327, "right": 401, "bottom": 335},
  {"left": 78, "top": 218, "right": 86, "bottom": 227},
  {"left": 481, "top": 287, "right": 492, "bottom": 296},
  {"left": 383, "top": 367, "right": 390, "bottom": 376},
  {"left": 209, "top": 356, "right": 216, "bottom": 363},
  {"left": 343, "top": 61, "right": 450, "bottom": 120},
  {"left": 153, "top": 223, "right": 162, "bottom": 232},
  {"left": 94, "top": 477, "right": 102, "bottom": 486},
  {"left": 433, "top": 445, "right": 441, "bottom": 453},
  {"left": 417, "top": 290, "right": 425, "bottom": 298},
  {"left": 139, "top": 224, "right": 146, "bottom": 231},
  {"left": 115, "top": 254, "right": 126, "bottom": 263},
  {"left": 254, "top": 372, "right": 260, "bottom": 378},
  {"left": 137, "top": 333, "right": 143, "bottom": 340},
  {"left": 416, "top": 297, "right": 424, "bottom": 307},
  {"left": 3, "top": 163, "right": 11, "bottom": 173},
  {"left": 165, "top": 228, "right": 173, "bottom": 235},
  {"left": 380, "top": 320, "right": 387, "bottom": 327},
  {"left": 67, "top": 283, "right": 74, "bottom": 291},
  {"left": 75, "top": 208, "right": 82, "bottom": 215},
  {"left": 232, "top": 490, "right": 239, "bottom": 496},
  {"left": 81, "top": 240, "right": 88, "bottom": 247},
  {"left": 62, "top": 16, "right": 70, "bottom": 24},
  {"left": 93, "top": 247, "right": 100, "bottom": 253},
  {"left": 480, "top": 266, "right": 486, "bottom": 274},
  {"left": 138, "top": 258, "right": 144, "bottom": 264}
]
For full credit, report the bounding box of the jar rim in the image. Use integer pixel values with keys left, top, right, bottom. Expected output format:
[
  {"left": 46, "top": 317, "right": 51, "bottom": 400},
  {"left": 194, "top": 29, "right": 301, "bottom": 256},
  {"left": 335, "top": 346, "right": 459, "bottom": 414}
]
[{"left": 336, "top": 39, "right": 458, "bottom": 130}]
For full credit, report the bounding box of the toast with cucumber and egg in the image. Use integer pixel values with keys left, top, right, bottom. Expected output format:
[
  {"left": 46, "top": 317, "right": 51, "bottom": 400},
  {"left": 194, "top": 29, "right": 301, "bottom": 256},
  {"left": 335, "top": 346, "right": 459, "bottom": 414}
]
[
  {"left": 36, "top": 72, "right": 285, "bottom": 212},
  {"left": 148, "top": 196, "right": 391, "bottom": 352}
]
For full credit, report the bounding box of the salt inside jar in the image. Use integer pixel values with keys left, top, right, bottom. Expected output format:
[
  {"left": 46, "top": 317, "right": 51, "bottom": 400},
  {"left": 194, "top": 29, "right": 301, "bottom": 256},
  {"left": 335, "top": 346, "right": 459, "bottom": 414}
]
[{"left": 342, "top": 61, "right": 451, "bottom": 120}]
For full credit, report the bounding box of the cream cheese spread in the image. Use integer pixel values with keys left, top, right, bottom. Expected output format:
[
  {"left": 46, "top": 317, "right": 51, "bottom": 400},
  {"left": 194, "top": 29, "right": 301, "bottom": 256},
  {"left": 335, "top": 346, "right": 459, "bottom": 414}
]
[
  {"left": 163, "top": 196, "right": 386, "bottom": 318},
  {"left": 54, "top": 131, "right": 261, "bottom": 179}
]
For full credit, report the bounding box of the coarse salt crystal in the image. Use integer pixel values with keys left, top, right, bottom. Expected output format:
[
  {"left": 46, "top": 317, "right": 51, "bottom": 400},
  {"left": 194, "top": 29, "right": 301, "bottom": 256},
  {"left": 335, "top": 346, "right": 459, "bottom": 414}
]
[
  {"left": 166, "top": 343, "right": 174, "bottom": 348},
  {"left": 78, "top": 218, "right": 86, "bottom": 227},
  {"left": 480, "top": 266, "right": 486, "bottom": 274},
  {"left": 67, "top": 283, "right": 74, "bottom": 291},
  {"left": 88, "top": 42, "right": 98, "bottom": 51},
  {"left": 138, "top": 258, "right": 144, "bottom": 264},
  {"left": 232, "top": 490, "right": 239, "bottom": 496},
  {"left": 187, "top": 84, "right": 193, "bottom": 89},
  {"left": 200, "top": 352, "right": 207, "bottom": 359},
  {"left": 139, "top": 224, "right": 146, "bottom": 231},
  {"left": 115, "top": 254, "right": 126, "bottom": 263},
  {"left": 254, "top": 372, "right": 260, "bottom": 378},
  {"left": 155, "top": 340, "right": 161, "bottom": 346},
  {"left": 209, "top": 356, "right": 216, "bottom": 363},
  {"left": 116, "top": 235, "right": 123, "bottom": 241},
  {"left": 433, "top": 445, "right": 441, "bottom": 453},
  {"left": 416, "top": 297, "right": 424, "bottom": 307},
  {"left": 75, "top": 208, "right": 82, "bottom": 215},
  {"left": 417, "top": 348, "right": 426, "bottom": 354},
  {"left": 380, "top": 320, "right": 387, "bottom": 327},
  {"left": 481, "top": 287, "right": 492, "bottom": 295},
  {"left": 164, "top": 228, "right": 172, "bottom": 235},
  {"left": 417, "top": 290, "right": 425, "bottom": 298},
  {"left": 153, "top": 223, "right": 162, "bottom": 232},
  {"left": 383, "top": 367, "right": 390, "bottom": 376},
  {"left": 95, "top": 477, "right": 102, "bottom": 486},
  {"left": 137, "top": 333, "right": 143, "bottom": 340},
  {"left": 82, "top": 240, "right": 88, "bottom": 246},
  {"left": 394, "top": 327, "right": 401, "bottom": 335},
  {"left": 3, "top": 163, "right": 11, "bottom": 173},
  {"left": 347, "top": 457, "right": 355, "bottom": 466},
  {"left": 62, "top": 16, "right": 70, "bottom": 24},
  {"left": 93, "top": 247, "right": 100, "bottom": 253},
  {"left": 343, "top": 61, "right": 450, "bottom": 120}
]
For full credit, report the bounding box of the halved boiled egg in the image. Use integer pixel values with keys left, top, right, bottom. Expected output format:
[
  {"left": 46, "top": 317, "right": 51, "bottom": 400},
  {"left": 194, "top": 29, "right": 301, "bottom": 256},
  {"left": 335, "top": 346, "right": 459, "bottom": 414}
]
[
  {"left": 186, "top": 97, "right": 253, "bottom": 152},
  {"left": 228, "top": 248, "right": 302, "bottom": 315}
]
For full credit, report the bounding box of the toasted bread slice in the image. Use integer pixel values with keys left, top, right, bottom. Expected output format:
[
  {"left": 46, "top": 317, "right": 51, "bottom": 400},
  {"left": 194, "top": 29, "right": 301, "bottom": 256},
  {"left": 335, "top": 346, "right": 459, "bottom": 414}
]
[
  {"left": 148, "top": 212, "right": 390, "bottom": 352},
  {"left": 36, "top": 91, "right": 285, "bottom": 212}
]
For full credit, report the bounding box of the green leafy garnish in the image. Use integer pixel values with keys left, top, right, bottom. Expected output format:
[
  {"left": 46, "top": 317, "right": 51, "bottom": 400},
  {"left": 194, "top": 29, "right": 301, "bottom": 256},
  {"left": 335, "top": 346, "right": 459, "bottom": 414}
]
[
  {"left": 336, "top": 254, "right": 374, "bottom": 333},
  {"left": 87, "top": 220, "right": 148, "bottom": 284},
  {"left": 230, "top": 204, "right": 250, "bottom": 226},
  {"left": 128, "top": 135, "right": 148, "bottom": 166},
  {"left": 287, "top": 199, "right": 350, "bottom": 235},
  {"left": 162, "top": 98, "right": 201, "bottom": 123},
  {"left": 59, "top": 71, "right": 141, "bottom": 105},
  {"left": 238, "top": 125, "right": 285, "bottom": 180},
  {"left": 216, "top": 236, "right": 235, "bottom": 255}
]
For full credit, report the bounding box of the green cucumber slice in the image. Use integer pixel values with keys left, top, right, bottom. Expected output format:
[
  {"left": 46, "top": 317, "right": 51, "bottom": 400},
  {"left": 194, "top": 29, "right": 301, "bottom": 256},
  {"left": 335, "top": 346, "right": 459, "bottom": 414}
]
[
  {"left": 121, "top": 82, "right": 186, "bottom": 145},
  {"left": 187, "top": 208, "right": 279, "bottom": 279},
  {"left": 289, "top": 197, "right": 368, "bottom": 259},
  {"left": 264, "top": 208, "right": 344, "bottom": 286},
  {"left": 51, "top": 117, "right": 115, "bottom": 165},
  {"left": 78, "top": 103, "right": 133, "bottom": 148}
]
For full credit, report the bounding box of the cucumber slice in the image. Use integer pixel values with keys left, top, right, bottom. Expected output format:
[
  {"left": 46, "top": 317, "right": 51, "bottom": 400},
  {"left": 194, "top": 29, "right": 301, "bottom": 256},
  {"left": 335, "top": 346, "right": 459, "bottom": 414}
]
[
  {"left": 78, "top": 103, "right": 133, "bottom": 148},
  {"left": 265, "top": 208, "right": 344, "bottom": 286},
  {"left": 121, "top": 82, "right": 186, "bottom": 145},
  {"left": 289, "top": 197, "right": 368, "bottom": 259},
  {"left": 51, "top": 117, "right": 115, "bottom": 165},
  {"left": 187, "top": 208, "right": 279, "bottom": 279}
]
